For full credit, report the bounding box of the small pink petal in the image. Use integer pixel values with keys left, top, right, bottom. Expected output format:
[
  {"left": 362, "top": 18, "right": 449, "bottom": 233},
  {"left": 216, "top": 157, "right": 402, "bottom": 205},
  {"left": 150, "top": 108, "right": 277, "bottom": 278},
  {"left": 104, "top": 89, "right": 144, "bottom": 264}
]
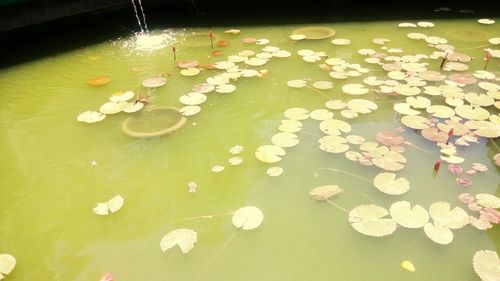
[
  {"left": 468, "top": 202, "right": 482, "bottom": 212},
  {"left": 456, "top": 178, "right": 472, "bottom": 187},
  {"left": 448, "top": 164, "right": 463, "bottom": 175},
  {"left": 466, "top": 169, "right": 477, "bottom": 175},
  {"left": 100, "top": 273, "right": 114, "bottom": 281},
  {"left": 458, "top": 193, "right": 474, "bottom": 204}
]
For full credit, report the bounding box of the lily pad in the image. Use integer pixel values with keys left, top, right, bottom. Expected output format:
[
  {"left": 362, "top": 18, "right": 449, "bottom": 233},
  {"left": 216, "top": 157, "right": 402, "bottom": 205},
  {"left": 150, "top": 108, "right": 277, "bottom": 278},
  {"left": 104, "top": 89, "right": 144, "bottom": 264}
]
[
  {"left": 180, "top": 68, "right": 201, "bottom": 76},
  {"left": 319, "top": 135, "right": 349, "bottom": 153},
  {"left": 292, "top": 26, "right": 336, "bottom": 40},
  {"left": 349, "top": 204, "right": 397, "bottom": 237},
  {"left": 429, "top": 202, "right": 469, "bottom": 229},
  {"left": 271, "top": 132, "right": 299, "bottom": 148},
  {"left": 401, "top": 115, "right": 430, "bottom": 129},
  {"left": 77, "top": 111, "right": 106, "bottom": 123},
  {"left": 423, "top": 222, "right": 453, "bottom": 245},
  {"left": 122, "top": 102, "right": 144, "bottom": 113},
  {"left": 473, "top": 250, "right": 500, "bottom": 281},
  {"left": 279, "top": 119, "right": 303, "bottom": 133},
  {"left": 179, "top": 105, "right": 201, "bottom": 117},
  {"left": 160, "top": 229, "right": 197, "bottom": 254},
  {"left": 121, "top": 106, "right": 187, "bottom": 138},
  {"left": 93, "top": 195, "right": 124, "bottom": 216},
  {"left": 374, "top": 173, "right": 410, "bottom": 195},
  {"left": 232, "top": 206, "right": 264, "bottom": 230},
  {"left": 342, "top": 84, "right": 369, "bottom": 95},
  {"left": 110, "top": 91, "right": 134, "bottom": 102},
  {"left": 310, "top": 109, "right": 334, "bottom": 120},
  {"left": 267, "top": 166, "right": 283, "bottom": 177},
  {"left": 347, "top": 99, "right": 378, "bottom": 114},
  {"left": 0, "top": 254, "right": 16, "bottom": 279},
  {"left": 390, "top": 201, "right": 429, "bottom": 228},
  {"left": 87, "top": 76, "right": 111, "bottom": 86},
  {"left": 319, "top": 119, "right": 352, "bottom": 135},
  {"left": 465, "top": 121, "right": 500, "bottom": 138},
  {"left": 309, "top": 185, "right": 344, "bottom": 201},
  {"left": 179, "top": 92, "right": 207, "bottom": 106},
  {"left": 142, "top": 77, "right": 167, "bottom": 88},
  {"left": 255, "top": 145, "right": 286, "bottom": 163},
  {"left": 284, "top": 108, "right": 309, "bottom": 120},
  {"left": 475, "top": 194, "right": 500, "bottom": 209}
]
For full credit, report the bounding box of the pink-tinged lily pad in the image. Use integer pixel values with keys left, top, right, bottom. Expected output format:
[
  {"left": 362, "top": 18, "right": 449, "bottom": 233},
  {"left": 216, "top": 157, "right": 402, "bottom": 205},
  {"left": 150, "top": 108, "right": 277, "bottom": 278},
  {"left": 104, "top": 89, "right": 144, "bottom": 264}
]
[
  {"left": 456, "top": 178, "right": 472, "bottom": 187},
  {"left": 466, "top": 169, "right": 478, "bottom": 175},
  {"left": 468, "top": 202, "right": 483, "bottom": 212},
  {"left": 494, "top": 153, "right": 500, "bottom": 167},
  {"left": 448, "top": 164, "right": 463, "bottom": 175},
  {"left": 480, "top": 208, "right": 500, "bottom": 224},
  {"left": 99, "top": 273, "right": 115, "bottom": 281},
  {"left": 458, "top": 193, "right": 474, "bottom": 204},
  {"left": 472, "top": 162, "right": 488, "bottom": 172},
  {"left": 375, "top": 131, "right": 405, "bottom": 146},
  {"left": 469, "top": 215, "right": 493, "bottom": 230}
]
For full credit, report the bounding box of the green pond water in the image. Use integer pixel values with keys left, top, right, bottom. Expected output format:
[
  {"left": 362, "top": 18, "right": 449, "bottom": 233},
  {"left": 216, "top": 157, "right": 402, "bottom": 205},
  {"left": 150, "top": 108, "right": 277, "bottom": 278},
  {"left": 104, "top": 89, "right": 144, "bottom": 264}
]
[{"left": 0, "top": 18, "right": 499, "bottom": 281}]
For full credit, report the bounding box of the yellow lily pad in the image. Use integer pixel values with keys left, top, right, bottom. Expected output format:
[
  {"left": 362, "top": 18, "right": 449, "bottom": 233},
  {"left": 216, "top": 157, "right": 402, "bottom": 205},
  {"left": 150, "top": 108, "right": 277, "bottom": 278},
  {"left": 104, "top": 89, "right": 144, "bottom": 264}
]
[
  {"left": 310, "top": 185, "right": 344, "bottom": 201},
  {"left": 373, "top": 173, "right": 410, "bottom": 195},
  {"left": 267, "top": 166, "right": 283, "bottom": 177},
  {"left": 349, "top": 204, "right": 397, "bottom": 237},
  {"left": 160, "top": 228, "right": 197, "bottom": 254},
  {"left": 93, "top": 195, "right": 124, "bottom": 216},
  {"left": 179, "top": 92, "right": 207, "bottom": 106},
  {"left": 473, "top": 250, "right": 500, "bottom": 281},
  {"left": 310, "top": 109, "right": 334, "bottom": 120},
  {"left": 427, "top": 105, "right": 455, "bottom": 118},
  {"left": 319, "top": 119, "right": 352, "bottom": 135},
  {"left": 0, "top": 254, "right": 16, "bottom": 278},
  {"left": 271, "top": 132, "right": 300, "bottom": 148},
  {"left": 429, "top": 202, "right": 469, "bottom": 229},
  {"left": 279, "top": 119, "right": 303, "bottom": 133},
  {"left": 424, "top": 222, "right": 453, "bottom": 245},
  {"left": 342, "top": 83, "right": 369, "bottom": 95},
  {"left": 232, "top": 206, "right": 264, "bottom": 230},
  {"left": 284, "top": 108, "right": 309, "bottom": 120},
  {"left": 255, "top": 145, "right": 286, "bottom": 163},
  {"left": 390, "top": 201, "right": 429, "bottom": 228},
  {"left": 465, "top": 120, "right": 500, "bottom": 138},
  {"left": 180, "top": 67, "right": 201, "bottom": 76},
  {"left": 455, "top": 105, "right": 490, "bottom": 120},
  {"left": 347, "top": 99, "right": 378, "bottom": 114},
  {"left": 319, "top": 135, "right": 349, "bottom": 153},
  {"left": 401, "top": 115, "right": 430, "bottom": 129},
  {"left": 394, "top": 103, "right": 420, "bottom": 116}
]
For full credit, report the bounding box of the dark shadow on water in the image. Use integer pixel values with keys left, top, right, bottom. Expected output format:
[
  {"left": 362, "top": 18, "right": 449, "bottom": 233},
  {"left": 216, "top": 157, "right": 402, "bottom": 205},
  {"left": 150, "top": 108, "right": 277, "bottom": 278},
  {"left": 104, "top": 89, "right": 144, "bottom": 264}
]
[{"left": 0, "top": 0, "right": 498, "bottom": 68}]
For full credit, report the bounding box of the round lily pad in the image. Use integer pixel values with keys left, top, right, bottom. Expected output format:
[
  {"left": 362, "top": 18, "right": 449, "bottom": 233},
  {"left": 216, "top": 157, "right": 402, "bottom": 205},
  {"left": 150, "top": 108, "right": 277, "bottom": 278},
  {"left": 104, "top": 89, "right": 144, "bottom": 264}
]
[
  {"left": 390, "top": 201, "right": 429, "bottom": 228},
  {"left": 267, "top": 166, "right": 283, "bottom": 177},
  {"left": 142, "top": 77, "right": 167, "bottom": 88},
  {"left": 255, "top": 145, "right": 286, "bottom": 163},
  {"left": 373, "top": 172, "right": 410, "bottom": 195},
  {"left": 310, "top": 185, "right": 343, "bottom": 201},
  {"left": 424, "top": 222, "right": 453, "bottom": 245},
  {"left": 473, "top": 250, "right": 500, "bottom": 281},
  {"left": 87, "top": 76, "right": 111, "bottom": 86},
  {"left": 232, "top": 206, "right": 264, "bottom": 230},
  {"left": 121, "top": 106, "right": 187, "bottom": 138},
  {"left": 292, "top": 27, "right": 336, "bottom": 40},
  {"left": 160, "top": 228, "right": 197, "bottom": 254},
  {"left": 349, "top": 204, "right": 397, "bottom": 237}
]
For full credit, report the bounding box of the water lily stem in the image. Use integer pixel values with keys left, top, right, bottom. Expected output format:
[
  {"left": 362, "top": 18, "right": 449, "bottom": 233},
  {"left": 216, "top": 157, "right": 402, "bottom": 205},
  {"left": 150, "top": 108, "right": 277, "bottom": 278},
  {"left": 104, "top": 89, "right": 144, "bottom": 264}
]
[
  {"left": 180, "top": 211, "right": 234, "bottom": 222},
  {"left": 319, "top": 168, "right": 371, "bottom": 183},
  {"left": 307, "top": 86, "right": 332, "bottom": 100},
  {"left": 195, "top": 231, "right": 238, "bottom": 280},
  {"left": 404, "top": 141, "right": 431, "bottom": 154},
  {"left": 457, "top": 43, "right": 493, "bottom": 51},
  {"left": 490, "top": 139, "right": 500, "bottom": 152},
  {"left": 325, "top": 198, "right": 350, "bottom": 213}
]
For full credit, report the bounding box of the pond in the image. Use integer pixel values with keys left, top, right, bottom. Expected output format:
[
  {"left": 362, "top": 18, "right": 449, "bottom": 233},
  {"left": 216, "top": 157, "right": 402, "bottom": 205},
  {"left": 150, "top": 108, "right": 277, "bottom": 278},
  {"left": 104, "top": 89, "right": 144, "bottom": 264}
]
[{"left": 0, "top": 15, "right": 499, "bottom": 281}]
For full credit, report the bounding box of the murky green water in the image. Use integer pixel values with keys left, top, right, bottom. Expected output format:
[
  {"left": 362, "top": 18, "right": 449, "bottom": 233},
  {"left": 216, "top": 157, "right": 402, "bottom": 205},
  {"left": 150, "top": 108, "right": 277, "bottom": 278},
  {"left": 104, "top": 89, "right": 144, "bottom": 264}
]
[{"left": 0, "top": 18, "right": 499, "bottom": 281}]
